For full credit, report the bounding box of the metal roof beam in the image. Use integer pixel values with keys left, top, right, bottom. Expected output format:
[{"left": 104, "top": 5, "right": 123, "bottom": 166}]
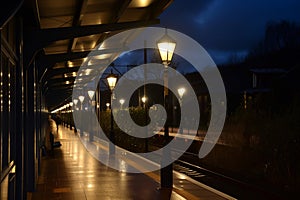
[
  {"left": 42, "top": 47, "right": 128, "bottom": 65},
  {"left": 24, "top": 19, "right": 159, "bottom": 67},
  {"left": 28, "top": 19, "right": 160, "bottom": 50},
  {"left": 0, "top": 0, "right": 23, "bottom": 29},
  {"left": 41, "top": 67, "right": 79, "bottom": 83},
  {"left": 44, "top": 77, "right": 76, "bottom": 87},
  {"left": 68, "top": 0, "right": 89, "bottom": 53}
]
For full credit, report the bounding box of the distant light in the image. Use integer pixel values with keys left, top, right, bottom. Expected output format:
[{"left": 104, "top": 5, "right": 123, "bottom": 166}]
[
  {"left": 78, "top": 96, "right": 85, "bottom": 103},
  {"left": 68, "top": 61, "right": 74, "bottom": 67},
  {"left": 73, "top": 99, "right": 79, "bottom": 105},
  {"left": 141, "top": 96, "right": 147, "bottom": 103},
  {"left": 88, "top": 90, "right": 95, "bottom": 100},
  {"left": 119, "top": 99, "right": 125, "bottom": 105},
  {"left": 177, "top": 88, "right": 186, "bottom": 99}
]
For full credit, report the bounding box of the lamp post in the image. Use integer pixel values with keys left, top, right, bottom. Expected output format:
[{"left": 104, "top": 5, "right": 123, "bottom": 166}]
[
  {"left": 178, "top": 87, "right": 185, "bottom": 101},
  {"left": 177, "top": 88, "right": 185, "bottom": 134},
  {"left": 141, "top": 96, "right": 147, "bottom": 108},
  {"left": 106, "top": 103, "right": 110, "bottom": 111},
  {"left": 157, "top": 29, "right": 176, "bottom": 189},
  {"left": 78, "top": 95, "right": 85, "bottom": 136},
  {"left": 119, "top": 99, "right": 125, "bottom": 110},
  {"left": 78, "top": 95, "right": 85, "bottom": 110},
  {"left": 141, "top": 96, "right": 148, "bottom": 151},
  {"left": 106, "top": 72, "right": 118, "bottom": 154},
  {"left": 73, "top": 99, "right": 78, "bottom": 110},
  {"left": 73, "top": 99, "right": 79, "bottom": 133},
  {"left": 88, "top": 91, "right": 95, "bottom": 104},
  {"left": 69, "top": 102, "right": 73, "bottom": 130},
  {"left": 88, "top": 90, "right": 95, "bottom": 142}
]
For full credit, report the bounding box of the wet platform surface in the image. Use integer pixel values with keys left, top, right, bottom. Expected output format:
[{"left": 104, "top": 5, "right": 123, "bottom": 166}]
[{"left": 31, "top": 120, "right": 234, "bottom": 200}]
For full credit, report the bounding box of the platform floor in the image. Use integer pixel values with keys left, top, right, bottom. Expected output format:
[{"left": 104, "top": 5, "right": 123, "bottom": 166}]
[{"left": 31, "top": 121, "right": 234, "bottom": 200}]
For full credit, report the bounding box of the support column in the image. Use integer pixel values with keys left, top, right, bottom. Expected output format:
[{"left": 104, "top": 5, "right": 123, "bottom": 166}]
[
  {"left": 24, "top": 61, "right": 36, "bottom": 193},
  {"left": 160, "top": 67, "right": 173, "bottom": 189}
]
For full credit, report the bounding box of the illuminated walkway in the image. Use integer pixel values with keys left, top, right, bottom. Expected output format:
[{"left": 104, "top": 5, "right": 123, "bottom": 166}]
[{"left": 31, "top": 121, "right": 234, "bottom": 200}]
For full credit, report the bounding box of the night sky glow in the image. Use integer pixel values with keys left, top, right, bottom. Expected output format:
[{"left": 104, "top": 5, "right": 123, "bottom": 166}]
[{"left": 160, "top": 0, "right": 300, "bottom": 64}]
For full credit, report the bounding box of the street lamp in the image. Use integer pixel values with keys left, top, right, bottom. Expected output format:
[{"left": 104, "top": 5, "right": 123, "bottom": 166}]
[
  {"left": 73, "top": 99, "right": 78, "bottom": 110},
  {"left": 119, "top": 99, "right": 125, "bottom": 110},
  {"left": 106, "top": 72, "right": 118, "bottom": 154},
  {"left": 177, "top": 87, "right": 185, "bottom": 134},
  {"left": 73, "top": 99, "right": 79, "bottom": 132},
  {"left": 157, "top": 29, "right": 176, "bottom": 66},
  {"left": 141, "top": 96, "right": 147, "bottom": 108},
  {"left": 69, "top": 102, "right": 73, "bottom": 130},
  {"left": 107, "top": 73, "right": 118, "bottom": 91},
  {"left": 88, "top": 90, "right": 95, "bottom": 102},
  {"left": 78, "top": 95, "right": 85, "bottom": 110},
  {"left": 78, "top": 95, "right": 85, "bottom": 136},
  {"left": 106, "top": 103, "right": 110, "bottom": 111},
  {"left": 177, "top": 87, "right": 186, "bottom": 100},
  {"left": 157, "top": 29, "right": 176, "bottom": 189},
  {"left": 141, "top": 95, "right": 148, "bottom": 151},
  {"left": 88, "top": 90, "right": 95, "bottom": 142}
]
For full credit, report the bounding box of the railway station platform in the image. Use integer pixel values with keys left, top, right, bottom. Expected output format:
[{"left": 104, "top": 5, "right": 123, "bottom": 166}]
[{"left": 30, "top": 120, "right": 235, "bottom": 200}]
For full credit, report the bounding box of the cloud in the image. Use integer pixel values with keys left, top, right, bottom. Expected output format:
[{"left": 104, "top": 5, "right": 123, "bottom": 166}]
[{"left": 160, "top": 0, "right": 300, "bottom": 63}]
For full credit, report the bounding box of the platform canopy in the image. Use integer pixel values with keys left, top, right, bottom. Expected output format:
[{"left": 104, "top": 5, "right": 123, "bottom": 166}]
[{"left": 24, "top": 0, "right": 173, "bottom": 110}]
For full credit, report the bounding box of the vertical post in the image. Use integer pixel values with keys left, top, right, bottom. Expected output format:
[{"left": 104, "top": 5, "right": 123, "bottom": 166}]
[
  {"left": 161, "top": 66, "right": 173, "bottom": 189},
  {"left": 106, "top": 72, "right": 117, "bottom": 154},
  {"left": 157, "top": 29, "right": 176, "bottom": 190},
  {"left": 89, "top": 99, "right": 93, "bottom": 142},
  {"left": 109, "top": 93, "right": 115, "bottom": 154},
  {"left": 144, "top": 40, "right": 148, "bottom": 152},
  {"left": 15, "top": 15, "right": 24, "bottom": 199},
  {"left": 70, "top": 103, "right": 73, "bottom": 130},
  {"left": 24, "top": 61, "right": 36, "bottom": 192}
]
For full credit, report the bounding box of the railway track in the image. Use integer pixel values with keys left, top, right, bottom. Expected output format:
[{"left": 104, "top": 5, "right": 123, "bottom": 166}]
[{"left": 174, "top": 156, "right": 284, "bottom": 200}]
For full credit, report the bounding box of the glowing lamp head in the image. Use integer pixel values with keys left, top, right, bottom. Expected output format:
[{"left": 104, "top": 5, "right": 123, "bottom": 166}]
[
  {"left": 88, "top": 90, "right": 95, "bottom": 100},
  {"left": 119, "top": 99, "right": 125, "bottom": 105},
  {"left": 73, "top": 99, "right": 79, "bottom": 105},
  {"left": 157, "top": 30, "right": 176, "bottom": 66},
  {"left": 78, "top": 95, "right": 85, "bottom": 103},
  {"left": 106, "top": 73, "right": 118, "bottom": 91},
  {"left": 141, "top": 96, "right": 147, "bottom": 103},
  {"left": 177, "top": 88, "right": 186, "bottom": 99}
]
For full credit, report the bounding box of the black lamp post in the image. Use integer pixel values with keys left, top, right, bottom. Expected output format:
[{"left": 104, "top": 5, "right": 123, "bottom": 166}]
[
  {"left": 69, "top": 102, "right": 73, "bottom": 130},
  {"left": 106, "top": 72, "right": 118, "bottom": 154},
  {"left": 73, "top": 99, "right": 78, "bottom": 133},
  {"left": 157, "top": 29, "right": 176, "bottom": 189},
  {"left": 141, "top": 96, "right": 148, "bottom": 152},
  {"left": 78, "top": 95, "right": 85, "bottom": 136},
  {"left": 177, "top": 87, "right": 185, "bottom": 134},
  {"left": 88, "top": 90, "right": 95, "bottom": 142}
]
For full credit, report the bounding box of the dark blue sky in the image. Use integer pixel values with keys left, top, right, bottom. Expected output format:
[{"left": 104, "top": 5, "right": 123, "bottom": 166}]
[{"left": 160, "top": 0, "right": 300, "bottom": 64}]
